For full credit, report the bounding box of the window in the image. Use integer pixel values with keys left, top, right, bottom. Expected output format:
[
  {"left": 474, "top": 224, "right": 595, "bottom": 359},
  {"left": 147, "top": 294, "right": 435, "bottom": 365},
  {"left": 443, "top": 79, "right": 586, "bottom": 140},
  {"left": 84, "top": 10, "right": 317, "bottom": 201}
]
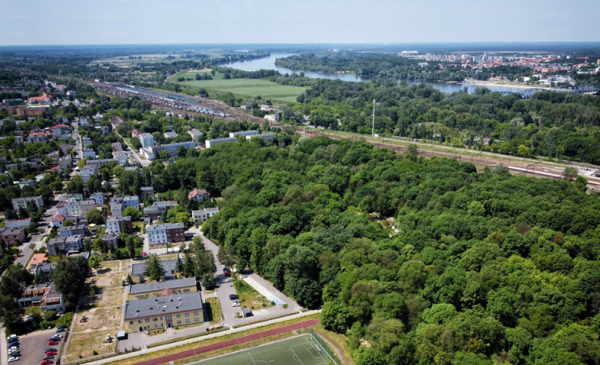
[
  {"left": 145, "top": 318, "right": 150, "bottom": 323},
  {"left": 185, "top": 313, "right": 190, "bottom": 317},
  {"left": 194, "top": 311, "right": 199, "bottom": 316},
  {"left": 153, "top": 317, "right": 157, "bottom": 321},
  {"left": 130, "top": 321, "right": 133, "bottom": 325},
  {"left": 155, "top": 324, "right": 158, "bottom": 328},
  {"left": 195, "top": 317, "right": 200, "bottom": 322},
  {"left": 138, "top": 320, "right": 142, "bottom": 324},
  {"left": 176, "top": 314, "right": 180, "bottom": 318},
  {"left": 177, "top": 320, "right": 181, "bottom": 324},
  {"left": 186, "top": 319, "right": 190, "bottom": 323}
]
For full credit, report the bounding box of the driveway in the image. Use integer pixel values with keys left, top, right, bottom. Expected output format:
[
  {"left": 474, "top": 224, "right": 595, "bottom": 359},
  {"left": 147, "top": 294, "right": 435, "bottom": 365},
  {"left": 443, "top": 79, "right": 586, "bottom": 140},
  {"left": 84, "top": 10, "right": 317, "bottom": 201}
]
[{"left": 8, "top": 328, "right": 62, "bottom": 365}]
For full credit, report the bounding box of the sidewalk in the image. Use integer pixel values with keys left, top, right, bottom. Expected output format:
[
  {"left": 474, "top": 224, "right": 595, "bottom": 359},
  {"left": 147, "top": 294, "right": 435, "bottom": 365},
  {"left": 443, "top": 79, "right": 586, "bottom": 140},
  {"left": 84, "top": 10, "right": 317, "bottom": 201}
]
[{"left": 81, "top": 310, "right": 321, "bottom": 365}]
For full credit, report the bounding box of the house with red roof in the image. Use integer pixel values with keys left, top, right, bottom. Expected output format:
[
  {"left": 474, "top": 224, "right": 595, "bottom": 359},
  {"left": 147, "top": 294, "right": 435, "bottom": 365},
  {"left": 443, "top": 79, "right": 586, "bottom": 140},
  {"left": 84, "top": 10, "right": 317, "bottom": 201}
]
[
  {"left": 188, "top": 188, "right": 210, "bottom": 202},
  {"left": 50, "top": 124, "right": 71, "bottom": 139},
  {"left": 52, "top": 215, "right": 66, "bottom": 228},
  {"left": 131, "top": 129, "right": 141, "bottom": 138},
  {"left": 28, "top": 93, "right": 52, "bottom": 104}
]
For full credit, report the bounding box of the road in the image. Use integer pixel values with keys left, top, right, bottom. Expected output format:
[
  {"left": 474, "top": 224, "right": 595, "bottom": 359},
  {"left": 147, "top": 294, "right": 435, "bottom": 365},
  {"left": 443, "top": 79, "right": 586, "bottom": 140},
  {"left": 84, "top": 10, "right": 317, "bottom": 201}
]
[
  {"left": 14, "top": 193, "right": 66, "bottom": 268},
  {"left": 121, "top": 137, "right": 150, "bottom": 167}
]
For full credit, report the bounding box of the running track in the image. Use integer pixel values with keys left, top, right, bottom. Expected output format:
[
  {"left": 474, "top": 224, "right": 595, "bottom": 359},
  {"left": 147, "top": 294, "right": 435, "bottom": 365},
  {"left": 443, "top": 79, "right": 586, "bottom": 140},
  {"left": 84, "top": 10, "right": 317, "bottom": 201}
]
[{"left": 133, "top": 319, "right": 321, "bottom": 365}]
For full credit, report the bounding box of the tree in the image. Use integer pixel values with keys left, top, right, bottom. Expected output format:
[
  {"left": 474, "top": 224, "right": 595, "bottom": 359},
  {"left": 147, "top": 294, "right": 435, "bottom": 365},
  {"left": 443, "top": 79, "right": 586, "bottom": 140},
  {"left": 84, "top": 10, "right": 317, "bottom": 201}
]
[
  {"left": 86, "top": 209, "right": 104, "bottom": 225},
  {"left": 175, "top": 255, "right": 184, "bottom": 272},
  {"left": 404, "top": 144, "right": 418, "bottom": 162},
  {"left": 183, "top": 253, "right": 195, "bottom": 277},
  {"left": 89, "top": 255, "right": 102, "bottom": 269},
  {"left": 122, "top": 206, "right": 141, "bottom": 221},
  {"left": 518, "top": 144, "right": 531, "bottom": 157},
  {"left": 63, "top": 219, "right": 73, "bottom": 227},
  {"left": 125, "top": 273, "right": 134, "bottom": 285},
  {"left": 138, "top": 275, "right": 145, "bottom": 284},
  {"left": 201, "top": 274, "right": 216, "bottom": 290},
  {"left": 144, "top": 254, "right": 165, "bottom": 281},
  {"left": 126, "top": 236, "right": 135, "bottom": 258},
  {"left": 53, "top": 257, "right": 88, "bottom": 307},
  {"left": 0, "top": 294, "right": 23, "bottom": 333},
  {"left": 563, "top": 166, "right": 578, "bottom": 182}
]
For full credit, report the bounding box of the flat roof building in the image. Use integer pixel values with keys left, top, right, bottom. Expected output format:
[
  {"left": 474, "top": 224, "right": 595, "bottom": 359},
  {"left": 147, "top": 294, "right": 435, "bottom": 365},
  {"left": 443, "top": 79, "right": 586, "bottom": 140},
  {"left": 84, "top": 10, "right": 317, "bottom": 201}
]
[
  {"left": 229, "top": 130, "right": 259, "bottom": 138},
  {"left": 128, "top": 277, "right": 197, "bottom": 300},
  {"left": 205, "top": 137, "right": 237, "bottom": 148},
  {"left": 123, "top": 291, "right": 202, "bottom": 332}
]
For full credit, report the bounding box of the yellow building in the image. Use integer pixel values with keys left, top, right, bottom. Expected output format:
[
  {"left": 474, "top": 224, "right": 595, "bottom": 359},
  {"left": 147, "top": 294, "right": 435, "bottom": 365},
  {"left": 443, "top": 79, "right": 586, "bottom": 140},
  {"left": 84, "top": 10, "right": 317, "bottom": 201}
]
[
  {"left": 123, "top": 291, "right": 203, "bottom": 332},
  {"left": 127, "top": 277, "right": 197, "bottom": 300}
]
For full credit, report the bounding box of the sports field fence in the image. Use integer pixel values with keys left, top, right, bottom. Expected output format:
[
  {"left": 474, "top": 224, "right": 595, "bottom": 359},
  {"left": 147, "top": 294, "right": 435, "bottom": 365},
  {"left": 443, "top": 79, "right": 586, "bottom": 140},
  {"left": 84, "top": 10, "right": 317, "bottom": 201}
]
[{"left": 311, "top": 328, "right": 341, "bottom": 365}]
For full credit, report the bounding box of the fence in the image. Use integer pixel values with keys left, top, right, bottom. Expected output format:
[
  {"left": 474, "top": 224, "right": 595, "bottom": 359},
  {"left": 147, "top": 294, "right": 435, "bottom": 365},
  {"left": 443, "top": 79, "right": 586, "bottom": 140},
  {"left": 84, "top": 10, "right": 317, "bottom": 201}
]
[{"left": 311, "top": 328, "right": 341, "bottom": 365}]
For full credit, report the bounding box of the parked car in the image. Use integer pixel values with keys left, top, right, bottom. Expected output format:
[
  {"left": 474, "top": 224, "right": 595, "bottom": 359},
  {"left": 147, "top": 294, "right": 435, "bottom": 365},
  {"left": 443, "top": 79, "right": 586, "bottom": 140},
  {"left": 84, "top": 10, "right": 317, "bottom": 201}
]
[
  {"left": 8, "top": 341, "right": 19, "bottom": 347},
  {"left": 232, "top": 301, "right": 241, "bottom": 307},
  {"left": 50, "top": 335, "right": 63, "bottom": 340},
  {"left": 43, "top": 355, "right": 54, "bottom": 360},
  {"left": 229, "top": 294, "right": 239, "bottom": 300},
  {"left": 58, "top": 325, "right": 68, "bottom": 329},
  {"left": 225, "top": 278, "right": 233, "bottom": 283},
  {"left": 56, "top": 327, "right": 66, "bottom": 333},
  {"left": 45, "top": 348, "right": 57, "bottom": 353},
  {"left": 45, "top": 351, "right": 57, "bottom": 356},
  {"left": 48, "top": 340, "right": 58, "bottom": 345},
  {"left": 7, "top": 357, "right": 19, "bottom": 362},
  {"left": 7, "top": 334, "right": 18, "bottom": 341},
  {"left": 41, "top": 360, "right": 54, "bottom": 365}
]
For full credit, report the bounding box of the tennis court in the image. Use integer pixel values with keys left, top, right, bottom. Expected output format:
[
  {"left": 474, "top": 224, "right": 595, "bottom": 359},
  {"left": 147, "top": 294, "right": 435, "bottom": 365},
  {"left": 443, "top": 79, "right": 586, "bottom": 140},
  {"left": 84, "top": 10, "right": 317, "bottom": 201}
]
[{"left": 195, "top": 334, "right": 334, "bottom": 365}]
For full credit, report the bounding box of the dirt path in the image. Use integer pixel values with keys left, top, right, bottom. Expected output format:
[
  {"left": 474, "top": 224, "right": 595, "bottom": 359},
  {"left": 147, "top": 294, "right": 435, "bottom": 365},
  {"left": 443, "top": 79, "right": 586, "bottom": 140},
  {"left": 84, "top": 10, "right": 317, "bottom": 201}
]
[{"left": 314, "top": 329, "right": 354, "bottom": 365}]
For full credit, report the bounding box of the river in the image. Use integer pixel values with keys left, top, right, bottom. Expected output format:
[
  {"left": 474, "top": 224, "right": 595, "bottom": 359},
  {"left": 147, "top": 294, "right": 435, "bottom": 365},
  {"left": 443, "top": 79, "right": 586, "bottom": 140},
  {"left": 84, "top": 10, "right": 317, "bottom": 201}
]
[{"left": 221, "top": 53, "right": 531, "bottom": 94}]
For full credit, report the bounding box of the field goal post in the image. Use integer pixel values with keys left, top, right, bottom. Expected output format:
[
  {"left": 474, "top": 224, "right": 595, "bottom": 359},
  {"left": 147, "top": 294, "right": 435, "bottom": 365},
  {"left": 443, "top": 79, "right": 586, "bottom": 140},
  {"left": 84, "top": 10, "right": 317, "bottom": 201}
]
[{"left": 310, "top": 328, "right": 341, "bottom": 365}]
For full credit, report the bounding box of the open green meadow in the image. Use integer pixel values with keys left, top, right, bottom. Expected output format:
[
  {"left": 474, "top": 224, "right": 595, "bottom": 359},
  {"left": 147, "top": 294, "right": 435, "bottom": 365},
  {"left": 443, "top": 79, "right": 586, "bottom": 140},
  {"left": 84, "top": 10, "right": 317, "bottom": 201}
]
[
  {"left": 194, "top": 334, "right": 334, "bottom": 365},
  {"left": 173, "top": 71, "right": 307, "bottom": 103}
]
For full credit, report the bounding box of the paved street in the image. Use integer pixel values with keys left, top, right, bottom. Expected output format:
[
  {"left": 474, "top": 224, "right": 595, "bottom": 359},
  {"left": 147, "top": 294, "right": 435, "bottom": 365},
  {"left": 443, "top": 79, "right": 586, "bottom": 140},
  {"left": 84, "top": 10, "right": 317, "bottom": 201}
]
[{"left": 121, "top": 137, "right": 150, "bottom": 167}]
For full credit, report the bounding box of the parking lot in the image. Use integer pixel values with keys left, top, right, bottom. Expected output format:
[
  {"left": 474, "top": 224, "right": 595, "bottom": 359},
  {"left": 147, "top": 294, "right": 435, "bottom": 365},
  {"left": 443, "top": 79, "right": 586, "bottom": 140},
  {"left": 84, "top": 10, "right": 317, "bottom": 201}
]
[{"left": 9, "top": 328, "right": 62, "bottom": 365}]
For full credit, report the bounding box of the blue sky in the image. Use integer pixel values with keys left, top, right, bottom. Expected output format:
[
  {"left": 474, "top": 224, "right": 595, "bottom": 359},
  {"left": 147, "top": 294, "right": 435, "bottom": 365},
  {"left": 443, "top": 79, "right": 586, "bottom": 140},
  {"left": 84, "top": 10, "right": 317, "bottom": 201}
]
[{"left": 1, "top": 0, "right": 599, "bottom": 45}]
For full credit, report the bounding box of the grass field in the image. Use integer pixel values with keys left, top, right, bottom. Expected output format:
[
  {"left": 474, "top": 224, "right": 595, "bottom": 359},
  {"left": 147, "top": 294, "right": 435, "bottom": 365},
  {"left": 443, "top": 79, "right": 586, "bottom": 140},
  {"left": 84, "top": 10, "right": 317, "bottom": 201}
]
[
  {"left": 194, "top": 334, "right": 333, "bottom": 365},
  {"left": 64, "top": 329, "right": 117, "bottom": 362},
  {"left": 173, "top": 71, "right": 307, "bottom": 103}
]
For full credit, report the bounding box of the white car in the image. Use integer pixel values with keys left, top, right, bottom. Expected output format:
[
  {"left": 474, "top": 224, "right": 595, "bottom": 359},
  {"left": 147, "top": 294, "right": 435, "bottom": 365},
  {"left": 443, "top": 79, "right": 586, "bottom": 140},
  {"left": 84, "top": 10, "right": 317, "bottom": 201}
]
[
  {"left": 8, "top": 357, "right": 19, "bottom": 362},
  {"left": 51, "top": 334, "right": 63, "bottom": 339},
  {"left": 232, "top": 301, "right": 241, "bottom": 307},
  {"left": 7, "top": 335, "right": 17, "bottom": 341},
  {"left": 225, "top": 278, "right": 233, "bottom": 283}
]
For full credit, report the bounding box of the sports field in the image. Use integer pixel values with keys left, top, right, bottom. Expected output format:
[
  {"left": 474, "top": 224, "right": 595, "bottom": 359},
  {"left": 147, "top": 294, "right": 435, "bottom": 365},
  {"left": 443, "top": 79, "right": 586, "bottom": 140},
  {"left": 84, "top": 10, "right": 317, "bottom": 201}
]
[
  {"left": 195, "top": 334, "right": 333, "bottom": 365},
  {"left": 174, "top": 71, "right": 307, "bottom": 103}
]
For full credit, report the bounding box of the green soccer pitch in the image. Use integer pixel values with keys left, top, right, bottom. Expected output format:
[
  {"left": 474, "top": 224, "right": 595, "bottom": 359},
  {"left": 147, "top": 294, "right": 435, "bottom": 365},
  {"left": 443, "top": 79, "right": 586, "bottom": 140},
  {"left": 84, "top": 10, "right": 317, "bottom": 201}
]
[{"left": 195, "top": 334, "right": 335, "bottom": 365}]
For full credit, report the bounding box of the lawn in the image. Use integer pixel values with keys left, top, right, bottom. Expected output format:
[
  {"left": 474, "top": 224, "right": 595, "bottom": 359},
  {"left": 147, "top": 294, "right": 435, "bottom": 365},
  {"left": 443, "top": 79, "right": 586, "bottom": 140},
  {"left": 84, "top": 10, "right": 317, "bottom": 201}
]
[
  {"left": 233, "top": 278, "right": 274, "bottom": 311},
  {"left": 173, "top": 72, "right": 307, "bottom": 103},
  {"left": 0, "top": 219, "right": 5, "bottom": 228},
  {"left": 94, "top": 288, "right": 124, "bottom": 308},
  {"left": 64, "top": 329, "right": 117, "bottom": 362},
  {"left": 205, "top": 298, "right": 222, "bottom": 324}
]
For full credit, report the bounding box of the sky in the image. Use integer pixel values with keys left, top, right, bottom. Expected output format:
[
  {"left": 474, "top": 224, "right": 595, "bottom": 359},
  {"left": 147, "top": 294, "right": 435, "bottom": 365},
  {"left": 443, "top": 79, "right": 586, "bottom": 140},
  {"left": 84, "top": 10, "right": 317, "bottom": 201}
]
[{"left": 1, "top": 0, "right": 599, "bottom": 45}]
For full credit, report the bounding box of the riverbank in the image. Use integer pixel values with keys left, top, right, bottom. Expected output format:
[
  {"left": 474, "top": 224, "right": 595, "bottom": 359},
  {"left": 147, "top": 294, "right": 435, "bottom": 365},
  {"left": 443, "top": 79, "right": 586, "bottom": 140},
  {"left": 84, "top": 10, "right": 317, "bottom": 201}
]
[{"left": 464, "top": 79, "right": 550, "bottom": 90}]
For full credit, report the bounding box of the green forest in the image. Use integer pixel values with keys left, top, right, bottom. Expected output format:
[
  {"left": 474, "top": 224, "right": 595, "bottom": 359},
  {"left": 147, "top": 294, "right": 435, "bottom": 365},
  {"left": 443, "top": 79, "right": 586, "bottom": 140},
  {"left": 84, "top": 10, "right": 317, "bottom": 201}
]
[{"left": 146, "top": 135, "right": 600, "bottom": 365}]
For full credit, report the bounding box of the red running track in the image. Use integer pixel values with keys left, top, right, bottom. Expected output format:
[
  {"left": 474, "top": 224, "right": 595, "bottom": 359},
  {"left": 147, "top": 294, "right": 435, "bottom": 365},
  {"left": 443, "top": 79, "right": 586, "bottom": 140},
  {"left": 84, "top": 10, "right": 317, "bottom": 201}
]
[{"left": 133, "top": 318, "right": 320, "bottom": 365}]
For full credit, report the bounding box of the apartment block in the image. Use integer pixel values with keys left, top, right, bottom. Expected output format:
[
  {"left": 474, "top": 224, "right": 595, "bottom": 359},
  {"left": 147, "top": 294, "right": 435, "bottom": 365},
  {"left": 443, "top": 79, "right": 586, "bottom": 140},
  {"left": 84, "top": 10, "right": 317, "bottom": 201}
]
[{"left": 147, "top": 223, "right": 185, "bottom": 246}]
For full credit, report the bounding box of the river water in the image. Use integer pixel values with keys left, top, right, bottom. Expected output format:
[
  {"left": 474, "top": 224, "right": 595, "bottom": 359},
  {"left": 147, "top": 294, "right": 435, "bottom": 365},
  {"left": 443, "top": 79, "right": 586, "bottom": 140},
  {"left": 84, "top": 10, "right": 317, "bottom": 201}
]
[{"left": 222, "top": 53, "right": 529, "bottom": 94}]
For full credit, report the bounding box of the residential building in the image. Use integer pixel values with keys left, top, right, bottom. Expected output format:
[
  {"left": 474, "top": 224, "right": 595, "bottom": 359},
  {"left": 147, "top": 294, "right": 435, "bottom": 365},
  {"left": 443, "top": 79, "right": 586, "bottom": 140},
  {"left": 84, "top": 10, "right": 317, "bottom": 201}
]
[
  {"left": 17, "top": 105, "right": 49, "bottom": 117},
  {"left": 58, "top": 224, "right": 86, "bottom": 237},
  {"left": 83, "top": 149, "right": 96, "bottom": 159},
  {"left": 28, "top": 93, "right": 52, "bottom": 104},
  {"left": 18, "top": 179, "right": 36, "bottom": 189},
  {"left": 191, "top": 207, "right": 219, "bottom": 223},
  {"left": 123, "top": 196, "right": 140, "bottom": 210},
  {"left": 0, "top": 227, "right": 26, "bottom": 245},
  {"left": 131, "top": 258, "right": 184, "bottom": 279},
  {"left": 80, "top": 201, "right": 96, "bottom": 216},
  {"left": 247, "top": 133, "right": 276, "bottom": 141},
  {"left": 51, "top": 215, "right": 65, "bottom": 228},
  {"left": 67, "top": 194, "right": 83, "bottom": 202},
  {"left": 58, "top": 154, "right": 72, "bottom": 168},
  {"left": 147, "top": 223, "right": 185, "bottom": 245},
  {"left": 111, "top": 116, "right": 126, "bottom": 130},
  {"left": 30, "top": 253, "right": 48, "bottom": 267},
  {"left": 80, "top": 164, "right": 98, "bottom": 183},
  {"left": 110, "top": 197, "right": 124, "bottom": 217},
  {"left": 140, "top": 187, "right": 154, "bottom": 201},
  {"left": 128, "top": 277, "right": 197, "bottom": 300},
  {"left": 66, "top": 90, "right": 76, "bottom": 98},
  {"left": 205, "top": 137, "right": 237, "bottom": 148},
  {"left": 113, "top": 151, "right": 128, "bottom": 165},
  {"left": 229, "top": 130, "right": 259, "bottom": 138},
  {"left": 47, "top": 235, "right": 82, "bottom": 256},
  {"left": 123, "top": 291, "right": 203, "bottom": 332},
  {"left": 27, "top": 132, "right": 47, "bottom": 143},
  {"left": 111, "top": 142, "right": 123, "bottom": 151},
  {"left": 89, "top": 192, "right": 105, "bottom": 205},
  {"left": 188, "top": 129, "right": 203, "bottom": 144},
  {"left": 12, "top": 196, "right": 44, "bottom": 211},
  {"left": 164, "top": 132, "right": 178, "bottom": 139},
  {"left": 131, "top": 129, "right": 141, "bottom": 138},
  {"left": 188, "top": 188, "right": 210, "bottom": 202},
  {"left": 106, "top": 216, "right": 132, "bottom": 235},
  {"left": 17, "top": 282, "right": 66, "bottom": 314},
  {"left": 5, "top": 218, "right": 32, "bottom": 229},
  {"left": 50, "top": 124, "right": 70, "bottom": 139},
  {"left": 143, "top": 201, "right": 177, "bottom": 221},
  {"left": 140, "top": 141, "right": 196, "bottom": 160},
  {"left": 82, "top": 137, "right": 92, "bottom": 148},
  {"left": 86, "top": 158, "right": 120, "bottom": 167},
  {"left": 101, "top": 233, "right": 119, "bottom": 249},
  {"left": 140, "top": 133, "right": 154, "bottom": 148},
  {"left": 101, "top": 126, "right": 111, "bottom": 135}
]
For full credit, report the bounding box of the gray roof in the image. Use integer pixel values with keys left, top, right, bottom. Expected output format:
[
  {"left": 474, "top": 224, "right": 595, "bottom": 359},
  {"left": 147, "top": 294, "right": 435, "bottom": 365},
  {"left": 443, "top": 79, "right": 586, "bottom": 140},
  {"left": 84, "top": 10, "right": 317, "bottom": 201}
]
[
  {"left": 123, "top": 196, "right": 139, "bottom": 202},
  {"left": 146, "top": 223, "right": 184, "bottom": 232},
  {"left": 124, "top": 291, "right": 202, "bottom": 320},
  {"left": 129, "top": 277, "right": 197, "bottom": 294},
  {"left": 131, "top": 258, "right": 183, "bottom": 277}
]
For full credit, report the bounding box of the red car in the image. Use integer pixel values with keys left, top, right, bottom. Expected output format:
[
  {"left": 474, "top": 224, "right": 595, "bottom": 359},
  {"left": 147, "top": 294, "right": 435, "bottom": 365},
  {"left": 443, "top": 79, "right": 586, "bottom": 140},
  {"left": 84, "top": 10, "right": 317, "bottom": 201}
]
[
  {"left": 41, "top": 360, "right": 54, "bottom": 365},
  {"left": 48, "top": 340, "right": 58, "bottom": 345},
  {"left": 45, "top": 351, "right": 57, "bottom": 356}
]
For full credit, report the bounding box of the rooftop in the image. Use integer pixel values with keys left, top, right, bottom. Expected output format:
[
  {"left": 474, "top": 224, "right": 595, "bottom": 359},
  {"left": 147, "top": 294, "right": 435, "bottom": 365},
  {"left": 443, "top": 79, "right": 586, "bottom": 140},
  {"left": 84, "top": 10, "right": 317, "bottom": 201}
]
[
  {"left": 188, "top": 188, "right": 209, "bottom": 199},
  {"left": 124, "top": 291, "right": 202, "bottom": 320},
  {"left": 129, "top": 277, "right": 196, "bottom": 294},
  {"left": 30, "top": 253, "right": 48, "bottom": 266},
  {"left": 146, "top": 223, "right": 184, "bottom": 232}
]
